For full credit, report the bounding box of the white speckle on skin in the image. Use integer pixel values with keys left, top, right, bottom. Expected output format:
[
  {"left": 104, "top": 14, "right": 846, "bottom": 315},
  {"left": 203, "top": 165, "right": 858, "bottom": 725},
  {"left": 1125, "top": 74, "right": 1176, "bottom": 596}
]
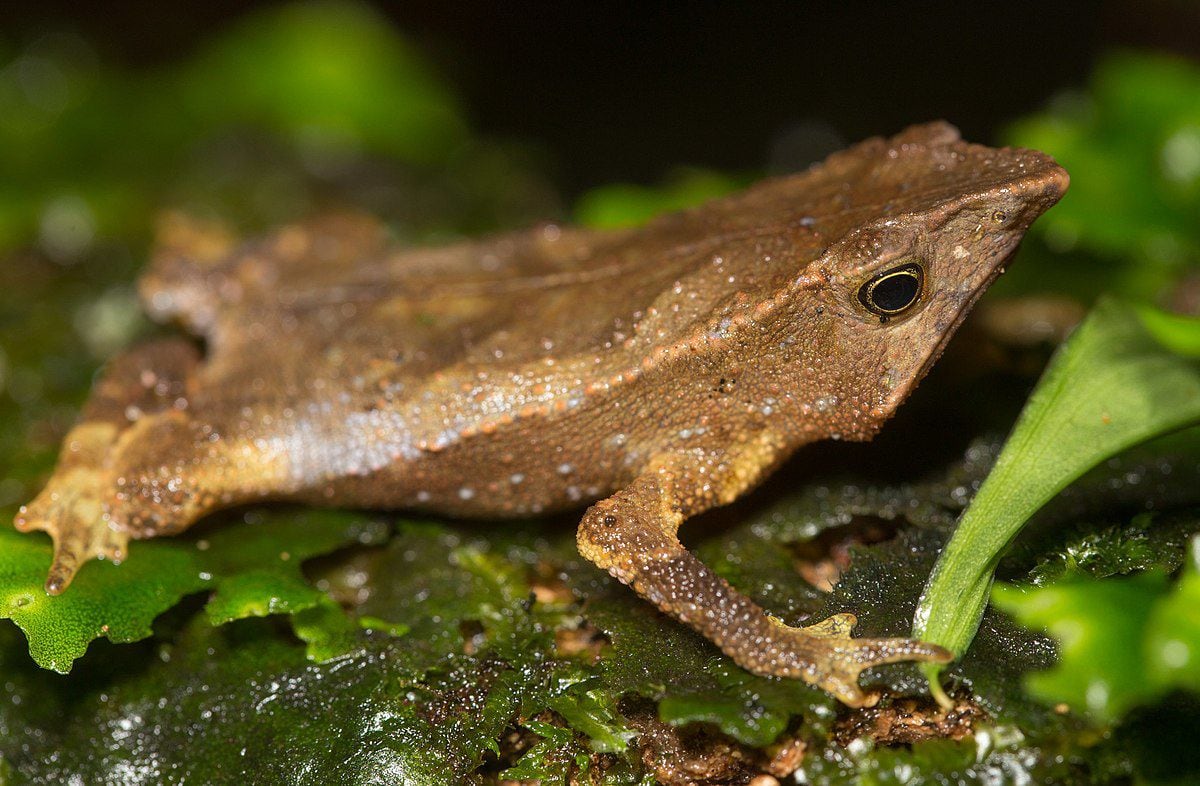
[
  {"left": 509, "top": 473, "right": 525, "bottom": 485},
  {"left": 815, "top": 395, "right": 839, "bottom": 413},
  {"left": 458, "top": 487, "right": 475, "bottom": 500}
]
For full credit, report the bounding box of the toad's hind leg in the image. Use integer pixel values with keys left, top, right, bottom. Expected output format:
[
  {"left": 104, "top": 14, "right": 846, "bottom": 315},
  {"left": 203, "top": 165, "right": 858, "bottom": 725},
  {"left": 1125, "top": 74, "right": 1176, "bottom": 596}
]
[
  {"left": 576, "top": 453, "right": 952, "bottom": 706},
  {"left": 15, "top": 339, "right": 202, "bottom": 594}
]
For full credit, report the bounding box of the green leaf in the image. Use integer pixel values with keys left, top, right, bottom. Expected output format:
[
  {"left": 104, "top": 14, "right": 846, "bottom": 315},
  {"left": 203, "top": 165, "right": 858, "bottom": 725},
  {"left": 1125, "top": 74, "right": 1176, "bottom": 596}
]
[
  {"left": 914, "top": 299, "right": 1200, "bottom": 698},
  {"left": 992, "top": 535, "right": 1200, "bottom": 723},
  {"left": 992, "top": 573, "right": 1167, "bottom": 722},
  {"left": 1145, "top": 546, "right": 1200, "bottom": 695},
  {"left": 501, "top": 721, "right": 580, "bottom": 782},
  {"left": 202, "top": 569, "right": 321, "bottom": 623},
  {"left": 290, "top": 595, "right": 366, "bottom": 662},
  {"left": 198, "top": 509, "right": 386, "bottom": 625},
  {"left": 0, "top": 528, "right": 207, "bottom": 672},
  {"left": 546, "top": 683, "right": 635, "bottom": 754},
  {"left": 0, "top": 509, "right": 385, "bottom": 672}
]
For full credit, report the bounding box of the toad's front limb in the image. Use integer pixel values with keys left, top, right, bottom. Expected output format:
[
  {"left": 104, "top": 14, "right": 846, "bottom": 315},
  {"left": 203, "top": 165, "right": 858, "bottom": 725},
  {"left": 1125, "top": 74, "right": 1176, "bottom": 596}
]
[{"left": 576, "top": 448, "right": 951, "bottom": 706}]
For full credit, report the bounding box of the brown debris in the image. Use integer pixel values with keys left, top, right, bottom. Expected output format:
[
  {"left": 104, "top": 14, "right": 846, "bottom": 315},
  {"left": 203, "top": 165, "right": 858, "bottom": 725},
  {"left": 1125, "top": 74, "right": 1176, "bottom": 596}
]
[
  {"left": 975, "top": 295, "right": 1086, "bottom": 347},
  {"left": 763, "top": 737, "right": 807, "bottom": 779},
  {"left": 530, "top": 562, "right": 575, "bottom": 605},
  {"left": 623, "top": 704, "right": 806, "bottom": 786},
  {"left": 554, "top": 619, "right": 608, "bottom": 663},
  {"left": 833, "top": 694, "right": 985, "bottom": 747},
  {"left": 793, "top": 517, "right": 898, "bottom": 592}
]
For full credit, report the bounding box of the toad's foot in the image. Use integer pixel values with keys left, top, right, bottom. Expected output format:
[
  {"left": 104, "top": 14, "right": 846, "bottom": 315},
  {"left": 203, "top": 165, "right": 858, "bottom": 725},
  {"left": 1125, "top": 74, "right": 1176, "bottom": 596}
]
[
  {"left": 578, "top": 458, "right": 952, "bottom": 706},
  {"left": 14, "top": 339, "right": 216, "bottom": 594},
  {"left": 17, "top": 406, "right": 283, "bottom": 594},
  {"left": 756, "top": 613, "right": 952, "bottom": 706},
  {"left": 14, "top": 426, "right": 131, "bottom": 595}
]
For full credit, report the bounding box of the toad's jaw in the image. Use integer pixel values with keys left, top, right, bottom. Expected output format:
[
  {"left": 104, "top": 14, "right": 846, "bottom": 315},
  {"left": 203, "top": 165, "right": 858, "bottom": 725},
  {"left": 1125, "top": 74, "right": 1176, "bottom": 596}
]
[{"left": 883, "top": 169, "right": 1070, "bottom": 411}]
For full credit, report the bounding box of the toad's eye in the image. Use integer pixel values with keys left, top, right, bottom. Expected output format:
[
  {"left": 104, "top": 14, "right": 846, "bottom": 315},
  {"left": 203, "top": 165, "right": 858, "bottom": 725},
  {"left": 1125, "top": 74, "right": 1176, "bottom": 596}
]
[{"left": 857, "top": 262, "right": 924, "bottom": 319}]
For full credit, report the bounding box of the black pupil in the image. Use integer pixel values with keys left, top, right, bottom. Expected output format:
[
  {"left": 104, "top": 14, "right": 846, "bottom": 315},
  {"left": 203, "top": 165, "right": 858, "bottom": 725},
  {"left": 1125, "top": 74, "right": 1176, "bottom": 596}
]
[
  {"left": 872, "top": 272, "right": 920, "bottom": 312},
  {"left": 858, "top": 264, "right": 923, "bottom": 316}
]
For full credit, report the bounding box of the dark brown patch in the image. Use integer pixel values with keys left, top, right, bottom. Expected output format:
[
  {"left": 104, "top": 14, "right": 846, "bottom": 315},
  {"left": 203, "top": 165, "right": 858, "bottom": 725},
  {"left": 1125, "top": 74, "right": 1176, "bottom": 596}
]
[
  {"left": 793, "top": 517, "right": 899, "bottom": 592},
  {"left": 621, "top": 700, "right": 806, "bottom": 786},
  {"left": 833, "top": 694, "right": 985, "bottom": 747},
  {"left": 554, "top": 619, "right": 608, "bottom": 663}
]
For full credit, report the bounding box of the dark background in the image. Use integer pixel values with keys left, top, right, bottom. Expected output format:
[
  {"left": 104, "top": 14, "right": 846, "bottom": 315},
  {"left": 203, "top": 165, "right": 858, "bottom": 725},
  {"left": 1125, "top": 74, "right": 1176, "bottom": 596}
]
[{"left": 5, "top": 0, "right": 1199, "bottom": 195}]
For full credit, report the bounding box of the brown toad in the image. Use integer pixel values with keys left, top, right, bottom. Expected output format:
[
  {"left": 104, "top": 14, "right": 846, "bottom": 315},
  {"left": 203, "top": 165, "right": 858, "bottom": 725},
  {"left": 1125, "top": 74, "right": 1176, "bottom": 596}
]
[{"left": 17, "top": 122, "right": 1067, "bottom": 705}]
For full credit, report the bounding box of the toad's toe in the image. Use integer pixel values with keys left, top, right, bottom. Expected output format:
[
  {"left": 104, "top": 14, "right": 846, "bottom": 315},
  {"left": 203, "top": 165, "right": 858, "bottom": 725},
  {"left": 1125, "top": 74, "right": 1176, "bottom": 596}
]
[{"left": 15, "top": 467, "right": 130, "bottom": 595}]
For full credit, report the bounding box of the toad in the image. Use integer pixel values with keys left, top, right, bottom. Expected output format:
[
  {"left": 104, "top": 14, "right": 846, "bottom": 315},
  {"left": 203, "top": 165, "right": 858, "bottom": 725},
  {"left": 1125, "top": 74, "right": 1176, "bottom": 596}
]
[{"left": 16, "top": 122, "right": 1067, "bottom": 705}]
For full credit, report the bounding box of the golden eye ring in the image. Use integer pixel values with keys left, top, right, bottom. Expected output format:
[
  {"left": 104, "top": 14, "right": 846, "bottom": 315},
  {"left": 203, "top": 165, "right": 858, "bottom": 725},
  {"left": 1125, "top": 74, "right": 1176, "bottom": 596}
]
[{"left": 857, "top": 262, "right": 924, "bottom": 320}]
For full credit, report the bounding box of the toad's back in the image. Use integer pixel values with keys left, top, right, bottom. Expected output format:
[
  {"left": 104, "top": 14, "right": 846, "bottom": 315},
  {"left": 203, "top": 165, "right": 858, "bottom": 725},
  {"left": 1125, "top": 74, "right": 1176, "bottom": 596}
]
[{"left": 149, "top": 121, "right": 1049, "bottom": 382}]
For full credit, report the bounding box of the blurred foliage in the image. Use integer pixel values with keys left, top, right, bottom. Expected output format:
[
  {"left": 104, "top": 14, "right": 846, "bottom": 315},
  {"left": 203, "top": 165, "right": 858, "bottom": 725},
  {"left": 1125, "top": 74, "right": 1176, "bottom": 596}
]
[
  {"left": 997, "top": 53, "right": 1200, "bottom": 304},
  {"left": 0, "top": 1, "right": 552, "bottom": 259},
  {"left": 573, "top": 168, "right": 744, "bottom": 230},
  {"left": 1, "top": 4, "right": 1199, "bottom": 782},
  {"left": 993, "top": 534, "right": 1200, "bottom": 724},
  {"left": 1139, "top": 303, "right": 1200, "bottom": 356}
]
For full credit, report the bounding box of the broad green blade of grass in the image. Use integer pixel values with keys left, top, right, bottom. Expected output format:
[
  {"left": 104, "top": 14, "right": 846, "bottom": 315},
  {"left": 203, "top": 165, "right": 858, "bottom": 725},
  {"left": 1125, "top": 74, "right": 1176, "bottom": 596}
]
[{"left": 913, "top": 298, "right": 1200, "bottom": 705}]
